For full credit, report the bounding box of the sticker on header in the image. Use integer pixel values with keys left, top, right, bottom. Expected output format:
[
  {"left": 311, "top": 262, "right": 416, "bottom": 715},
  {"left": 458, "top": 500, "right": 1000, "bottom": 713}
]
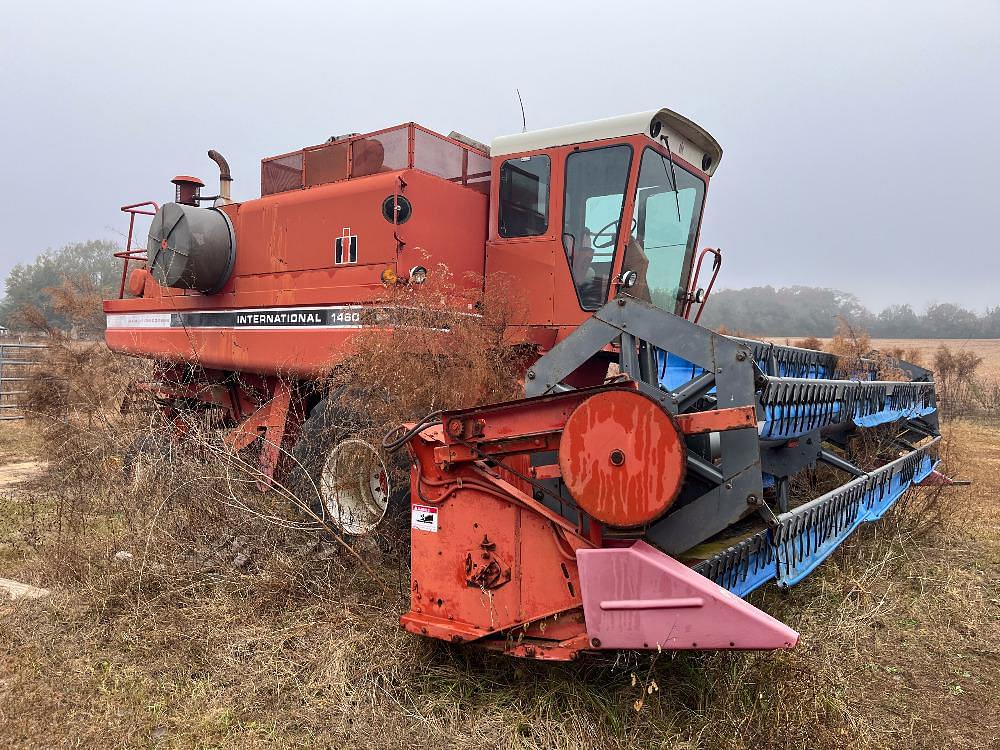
[{"left": 411, "top": 504, "right": 438, "bottom": 533}]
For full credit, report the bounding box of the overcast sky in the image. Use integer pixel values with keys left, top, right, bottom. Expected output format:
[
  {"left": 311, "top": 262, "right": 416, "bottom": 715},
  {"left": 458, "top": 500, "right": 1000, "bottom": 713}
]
[{"left": 0, "top": 0, "right": 997, "bottom": 311}]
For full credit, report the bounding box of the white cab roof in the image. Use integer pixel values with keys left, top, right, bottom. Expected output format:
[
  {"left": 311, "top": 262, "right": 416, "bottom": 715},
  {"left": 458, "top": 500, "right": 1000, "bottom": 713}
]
[{"left": 491, "top": 108, "right": 723, "bottom": 175}]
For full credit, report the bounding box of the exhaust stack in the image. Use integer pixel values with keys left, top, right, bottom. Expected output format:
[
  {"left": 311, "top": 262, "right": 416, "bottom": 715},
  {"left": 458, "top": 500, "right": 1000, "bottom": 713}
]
[{"left": 207, "top": 149, "right": 233, "bottom": 205}]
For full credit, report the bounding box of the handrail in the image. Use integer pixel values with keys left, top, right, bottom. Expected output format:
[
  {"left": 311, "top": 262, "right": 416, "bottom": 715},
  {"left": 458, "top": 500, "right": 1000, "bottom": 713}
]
[
  {"left": 117, "top": 201, "right": 159, "bottom": 298},
  {"left": 683, "top": 247, "right": 722, "bottom": 324}
]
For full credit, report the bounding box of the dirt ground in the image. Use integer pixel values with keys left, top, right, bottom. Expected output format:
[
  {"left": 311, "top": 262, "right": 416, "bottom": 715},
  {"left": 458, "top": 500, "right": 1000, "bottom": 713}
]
[{"left": 1, "top": 347, "right": 999, "bottom": 749}]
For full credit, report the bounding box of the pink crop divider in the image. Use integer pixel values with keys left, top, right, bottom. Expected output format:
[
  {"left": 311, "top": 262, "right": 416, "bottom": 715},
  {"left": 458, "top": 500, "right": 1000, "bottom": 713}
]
[{"left": 576, "top": 541, "right": 798, "bottom": 650}]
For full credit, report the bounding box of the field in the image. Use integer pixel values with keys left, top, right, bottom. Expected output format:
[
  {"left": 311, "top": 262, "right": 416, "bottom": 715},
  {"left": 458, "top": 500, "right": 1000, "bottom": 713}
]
[
  {"left": 0, "top": 340, "right": 998, "bottom": 749},
  {"left": 784, "top": 337, "right": 1000, "bottom": 378},
  {"left": 868, "top": 339, "right": 1000, "bottom": 374}
]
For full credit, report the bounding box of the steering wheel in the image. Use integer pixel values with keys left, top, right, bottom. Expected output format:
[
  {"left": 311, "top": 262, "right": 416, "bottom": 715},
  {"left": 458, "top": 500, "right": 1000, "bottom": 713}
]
[{"left": 591, "top": 217, "right": 637, "bottom": 249}]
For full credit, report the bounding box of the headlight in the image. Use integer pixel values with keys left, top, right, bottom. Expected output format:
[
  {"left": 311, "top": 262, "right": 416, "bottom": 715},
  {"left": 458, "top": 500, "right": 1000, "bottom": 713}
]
[{"left": 409, "top": 266, "right": 428, "bottom": 285}]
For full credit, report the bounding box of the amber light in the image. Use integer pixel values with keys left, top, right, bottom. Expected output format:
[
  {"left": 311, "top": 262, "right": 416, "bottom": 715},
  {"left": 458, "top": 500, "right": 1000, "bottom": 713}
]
[{"left": 381, "top": 267, "right": 399, "bottom": 285}]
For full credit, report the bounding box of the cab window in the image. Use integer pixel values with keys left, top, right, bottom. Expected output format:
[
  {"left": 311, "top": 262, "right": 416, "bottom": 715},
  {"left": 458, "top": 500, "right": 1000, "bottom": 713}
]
[
  {"left": 561, "top": 145, "right": 632, "bottom": 309},
  {"left": 499, "top": 155, "right": 550, "bottom": 237},
  {"left": 626, "top": 147, "right": 706, "bottom": 311}
]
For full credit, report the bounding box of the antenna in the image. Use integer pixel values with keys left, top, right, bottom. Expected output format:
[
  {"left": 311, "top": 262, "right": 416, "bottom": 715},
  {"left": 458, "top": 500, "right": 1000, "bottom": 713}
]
[{"left": 516, "top": 89, "right": 527, "bottom": 132}]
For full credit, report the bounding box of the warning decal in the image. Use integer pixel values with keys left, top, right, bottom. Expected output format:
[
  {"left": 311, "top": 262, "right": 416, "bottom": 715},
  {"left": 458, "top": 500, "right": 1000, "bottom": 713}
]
[{"left": 411, "top": 504, "right": 438, "bottom": 533}]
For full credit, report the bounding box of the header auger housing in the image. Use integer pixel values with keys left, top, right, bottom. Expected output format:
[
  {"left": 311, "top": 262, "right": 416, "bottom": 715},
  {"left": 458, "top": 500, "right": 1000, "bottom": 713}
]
[{"left": 104, "top": 107, "right": 947, "bottom": 659}]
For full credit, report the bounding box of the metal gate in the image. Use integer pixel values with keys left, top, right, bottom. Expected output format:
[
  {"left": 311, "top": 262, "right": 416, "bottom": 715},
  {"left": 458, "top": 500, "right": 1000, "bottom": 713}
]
[{"left": 0, "top": 342, "right": 47, "bottom": 421}]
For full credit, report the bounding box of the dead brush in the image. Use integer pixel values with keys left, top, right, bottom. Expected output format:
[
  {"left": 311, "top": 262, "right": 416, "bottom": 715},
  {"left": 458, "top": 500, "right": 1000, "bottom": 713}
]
[
  {"left": 13, "top": 269, "right": 538, "bottom": 614},
  {"left": 287, "top": 269, "right": 535, "bottom": 553},
  {"left": 13, "top": 338, "right": 338, "bottom": 599},
  {"left": 330, "top": 266, "right": 532, "bottom": 429},
  {"left": 933, "top": 343, "right": 986, "bottom": 418},
  {"left": 792, "top": 335, "right": 823, "bottom": 350},
  {"left": 24, "top": 376, "right": 405, "bottom": 621},
  {"left": 974, "top": 377, "right": 1000, "bottom": 416},
  {"left": 884, "top": 345, "right": 924, "bottom": 367},
  {"left": 827, "top": 316, "right": 904, "bottom": 380},
  {"left": 787, "top": 424, "right": 905, "bottom": 507},
  {"left": 4, "top": 285, "right": 990, "bottom": 750}
]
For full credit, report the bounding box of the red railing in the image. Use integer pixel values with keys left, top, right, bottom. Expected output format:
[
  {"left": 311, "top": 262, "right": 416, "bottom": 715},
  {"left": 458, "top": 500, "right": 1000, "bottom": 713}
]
[
  {"left": 115, "top": 201, "right": 159, "bottom": 298},
  {"left": 683, "top": 247, "right": 723, "bottom": 324},
  {"left": 260, "top": 123, "right": 490, "bottom": 197}
]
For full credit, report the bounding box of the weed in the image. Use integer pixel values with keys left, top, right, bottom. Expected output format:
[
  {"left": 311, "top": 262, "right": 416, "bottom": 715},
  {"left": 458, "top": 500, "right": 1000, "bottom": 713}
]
[{"left": 1, "top": 295, "right": 997, "bottom": 749}]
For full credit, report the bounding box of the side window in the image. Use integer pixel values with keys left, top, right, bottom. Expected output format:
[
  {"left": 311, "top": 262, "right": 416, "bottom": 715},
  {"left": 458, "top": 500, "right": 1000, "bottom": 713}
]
[
  {"left": 499, "top": 155, "right": 550, "bottom": 238},
  {"left": 562, "top": 145, "right": 633, "bottom": 310}
]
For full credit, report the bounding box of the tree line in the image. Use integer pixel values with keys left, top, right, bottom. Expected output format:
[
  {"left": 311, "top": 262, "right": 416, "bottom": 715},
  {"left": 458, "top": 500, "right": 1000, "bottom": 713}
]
[
  {"left": 0, "top": 241, "right": 995, "bottom": 339},
  {"left": 0, "top": 240, "right": 120, "bottom": 334},
  {"left": 698, "top": 285, "right": 1000, "bottom": 338}
]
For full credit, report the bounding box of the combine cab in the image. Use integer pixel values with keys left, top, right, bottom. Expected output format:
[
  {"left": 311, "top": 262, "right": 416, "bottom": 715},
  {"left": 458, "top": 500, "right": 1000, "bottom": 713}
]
[{"left": 104, "top": 108, "right": 944, "bottom": 659}]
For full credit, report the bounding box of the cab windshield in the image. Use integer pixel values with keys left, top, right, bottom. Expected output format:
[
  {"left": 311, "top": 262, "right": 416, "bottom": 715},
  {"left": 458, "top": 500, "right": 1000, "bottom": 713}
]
[{"left": 624, "top": 147, "right": 706, "bottom": 311}]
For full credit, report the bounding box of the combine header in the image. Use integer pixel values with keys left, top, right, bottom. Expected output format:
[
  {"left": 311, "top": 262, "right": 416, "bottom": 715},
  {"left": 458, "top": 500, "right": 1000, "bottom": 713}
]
[{"left": 104, "top": 108, "right": 943, "bottom": 659}]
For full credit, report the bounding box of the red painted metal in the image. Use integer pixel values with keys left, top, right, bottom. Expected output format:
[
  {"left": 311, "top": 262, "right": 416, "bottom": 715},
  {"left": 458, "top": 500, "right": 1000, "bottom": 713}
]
[
  {"left": 115, "top": 201, "right": 159, "bottom": 298},
  {"left": 437, "top": 382, "right": 638, "bottom": 452},
  {"left": 105, "top": 168, "right": 489, "bottom": 376},
  {"left": 126, "top": 268, "right": 149, "bottom": 297},
  {"left": 106, "top": 126, "right": 715, "bottom": 386},
  {"left": 171, "top": 175, "right": 204, "bottom": 205},
  {"left": 674, "top": 405, "right": 757, "bottom": 435},
  {"left": 558, "top": 390, "right": 685, "bottom": 527},
  {"left": 402, "top": 425, "right": 594, "bottom": 652},
  {"left": 222, "top": 380, "right": 301, "bottom": 488}
]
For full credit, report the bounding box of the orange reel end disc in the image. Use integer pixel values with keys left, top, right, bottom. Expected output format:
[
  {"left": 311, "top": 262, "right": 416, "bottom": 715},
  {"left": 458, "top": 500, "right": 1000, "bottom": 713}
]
[{"left": 559, "top": 390, "right": 685, "bottom": 527}]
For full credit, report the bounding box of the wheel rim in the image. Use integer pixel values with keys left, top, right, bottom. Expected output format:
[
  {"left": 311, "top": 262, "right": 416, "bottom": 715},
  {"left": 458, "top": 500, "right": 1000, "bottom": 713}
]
[{"left": 318, "top": 439, "right": 391, "bottom": 535}]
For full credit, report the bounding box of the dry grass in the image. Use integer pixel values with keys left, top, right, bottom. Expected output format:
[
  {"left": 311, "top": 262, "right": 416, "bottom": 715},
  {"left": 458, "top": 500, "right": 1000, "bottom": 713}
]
[
  {"left": 803, "top": 338, "right": 1000, "bottom": 379},
  {"left": 319, "top": 269, "right": 533, "bottom": 494},
  {"left": 0, "top": 331, "right": 998, "bottom": 748},
  {"left": 2, "top": 422, "right": 996, "bottom": 750},
  {"left": 778, "top": 333, "right": 1000, "bottom": 419}
]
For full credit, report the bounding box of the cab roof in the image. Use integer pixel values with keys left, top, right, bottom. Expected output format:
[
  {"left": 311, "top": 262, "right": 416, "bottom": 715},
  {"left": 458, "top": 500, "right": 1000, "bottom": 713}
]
[{"left": 491, "top": 108, "right": 723, "bottom": 175}]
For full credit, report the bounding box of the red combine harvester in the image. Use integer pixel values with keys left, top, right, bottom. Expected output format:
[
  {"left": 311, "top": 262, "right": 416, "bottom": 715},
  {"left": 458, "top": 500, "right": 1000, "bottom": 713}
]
[{"left": 105, "top": 109, "right": 943, "bottom": 659}]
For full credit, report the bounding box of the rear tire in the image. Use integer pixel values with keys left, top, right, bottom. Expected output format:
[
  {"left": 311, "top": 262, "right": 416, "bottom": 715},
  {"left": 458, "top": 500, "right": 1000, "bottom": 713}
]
[{"left": 122, "top": 429, "right": 177, "bottom": 488}]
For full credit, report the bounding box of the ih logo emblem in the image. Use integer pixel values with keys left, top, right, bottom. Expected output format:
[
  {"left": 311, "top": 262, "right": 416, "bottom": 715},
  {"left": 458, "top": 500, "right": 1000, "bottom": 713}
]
[{"left": 335, "top": 227, "right": 358, "bottom": 265}]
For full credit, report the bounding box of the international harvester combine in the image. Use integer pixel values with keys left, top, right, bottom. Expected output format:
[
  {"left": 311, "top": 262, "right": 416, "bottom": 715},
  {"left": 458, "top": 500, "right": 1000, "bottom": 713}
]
[{"left": 104, "top": 108, "right": 943, "bottom": 659}]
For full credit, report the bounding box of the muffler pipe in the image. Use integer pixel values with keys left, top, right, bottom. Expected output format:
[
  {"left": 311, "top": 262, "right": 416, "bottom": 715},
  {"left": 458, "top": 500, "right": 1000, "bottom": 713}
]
[{"left": 207, "top": 149, "right": 233, "bottom": 205}]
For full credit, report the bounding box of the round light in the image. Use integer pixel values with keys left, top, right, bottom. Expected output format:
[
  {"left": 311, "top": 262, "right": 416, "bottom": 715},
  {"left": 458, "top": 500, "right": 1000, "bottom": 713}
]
[
  {"left": 381, "top": 267, "right": 398, "bottom": 285},
  {"left": 409, "top": 265, "right": 428, "bottom": 285},
  {"left": 619, "top": 270, "right": 638, "bottom": 289}
]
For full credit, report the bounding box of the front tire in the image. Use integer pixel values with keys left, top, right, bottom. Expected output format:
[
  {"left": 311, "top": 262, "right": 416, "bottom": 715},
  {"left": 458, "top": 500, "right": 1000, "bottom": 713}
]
[{"left": 286, "top": 392, "right": 407, "bottom": 536}]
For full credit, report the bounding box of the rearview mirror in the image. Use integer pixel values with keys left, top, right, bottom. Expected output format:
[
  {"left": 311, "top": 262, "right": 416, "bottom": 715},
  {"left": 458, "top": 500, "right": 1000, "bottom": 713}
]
[{"left": 617, "top": 270, "right": 638, "bottom": 289}]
